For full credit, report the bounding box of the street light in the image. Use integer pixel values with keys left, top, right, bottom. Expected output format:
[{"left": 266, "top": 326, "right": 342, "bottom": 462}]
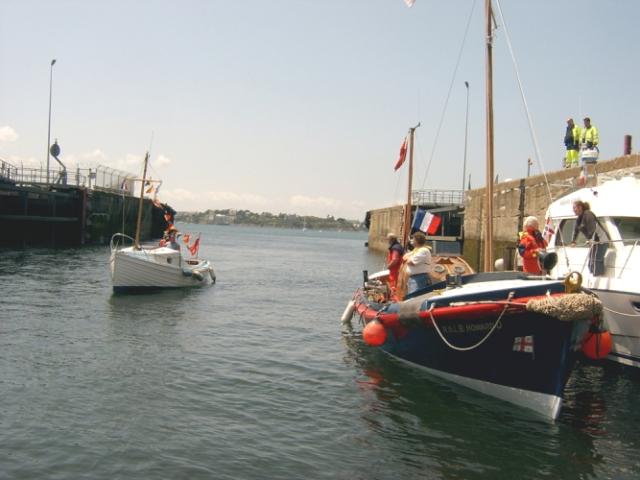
[
  {"left": 462, "top": 81, "right": 470, "bottom": 192},
  {"left": 46, "top": 59, "right": 56, "bottom": 184}
]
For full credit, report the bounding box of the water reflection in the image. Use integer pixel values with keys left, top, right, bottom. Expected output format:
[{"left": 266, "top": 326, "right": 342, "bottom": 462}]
[{"left": 342, "top": 333, "right": 603, "bottom": 480}]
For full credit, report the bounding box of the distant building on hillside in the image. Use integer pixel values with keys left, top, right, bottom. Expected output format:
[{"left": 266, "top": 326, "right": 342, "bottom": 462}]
[{"left": 213, "top": 213, "right": 233, "bottom": 225}]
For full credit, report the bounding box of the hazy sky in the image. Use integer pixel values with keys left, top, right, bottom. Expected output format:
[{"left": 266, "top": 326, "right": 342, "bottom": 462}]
[{"left": 1, "top": 0, "right": 638, "bottom": 220}]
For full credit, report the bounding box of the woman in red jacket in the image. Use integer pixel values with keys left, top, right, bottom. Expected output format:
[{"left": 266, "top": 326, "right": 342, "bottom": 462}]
[{"left": 518, "top": 216, "right": 547, "bottom": 274}]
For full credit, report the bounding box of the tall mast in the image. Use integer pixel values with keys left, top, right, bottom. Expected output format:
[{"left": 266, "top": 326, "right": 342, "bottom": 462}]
[
  {"left": 134, "top": 151, "right": 150, "bottom": 249},
  {"left": 483, "top": 0, "right": 494, "bottom": 272},
  {"left": 402, "top": 122, "right": 421, "bottom": 248}
]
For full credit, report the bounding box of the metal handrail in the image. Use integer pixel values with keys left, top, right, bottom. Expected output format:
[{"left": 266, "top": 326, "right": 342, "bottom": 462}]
[
  {"left": 412, "top": 189, "right": 464, "bottom": 206},
  {"left": 556, "top": 238, "right": 639, "bottom": 278},
  {"left": 0, "top": 157, "right": 141, "bottom": 195}
]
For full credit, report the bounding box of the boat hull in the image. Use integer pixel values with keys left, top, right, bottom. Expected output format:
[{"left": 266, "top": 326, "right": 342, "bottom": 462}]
[
  {"left": 589, "top": 288, "right": 640, "bottom": 368},
  {"left": 110, "top": 249, "right": 215, "bottom": 292},
  {"left": 353, "top": 273, "right": 591, "bottom": 419},
  {"left": 380, "top": 309, "right": 582, "bottom": 419}
]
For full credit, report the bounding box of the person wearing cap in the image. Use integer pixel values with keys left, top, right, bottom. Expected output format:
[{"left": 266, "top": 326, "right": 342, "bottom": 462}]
[
  {"left": 564, "top": 118, "right": 581, "bottom": 168},
  {"left": 402, "top": 231, "right": 433, "bottom": 294},
  {"left": 386, "top": 233, "right": 404, "bottom": 291},
  {"left": 517, "top": 216, "right": 547, "bottom": 274}
]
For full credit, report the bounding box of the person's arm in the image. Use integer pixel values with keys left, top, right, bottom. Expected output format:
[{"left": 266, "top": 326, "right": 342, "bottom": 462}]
[
  {"left": 520, "top": 236, "right": 539, "bottom": 260},
  {"left": 571, "top": 217, "right": 581, "bottom": 244},
  {"left": 409, "top": 248, "right": 429, "bottom": 265},
  {"left": 583, "top": 212, "right": 597, "bottom": 239}
]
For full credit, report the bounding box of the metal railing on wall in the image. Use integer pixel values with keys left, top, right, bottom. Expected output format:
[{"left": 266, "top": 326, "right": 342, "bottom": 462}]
[
  {"left": 0, "top": 157, "right": 137, "bottom": 196},
  {"left": 412, "top": 189, "right": 464, "bottom": 206}
]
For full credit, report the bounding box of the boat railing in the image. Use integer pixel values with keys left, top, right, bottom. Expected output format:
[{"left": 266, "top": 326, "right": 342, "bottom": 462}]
[
  {"left": 617, "top": 238, "right": 639, "bottom": 278},
  {"left": 557, "top": 238, "right": 639, "bottom": 279},
  {"left": 110, "top": 233, "right": 135, "bottom": 252}
]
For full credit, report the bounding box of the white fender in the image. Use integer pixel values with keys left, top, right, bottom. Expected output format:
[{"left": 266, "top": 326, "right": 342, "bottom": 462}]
[{"left": 341, "top": 300, "right": 356, "bottom": 325}]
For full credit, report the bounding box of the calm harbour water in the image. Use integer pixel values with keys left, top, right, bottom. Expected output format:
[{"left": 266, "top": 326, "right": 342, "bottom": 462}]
[{"left": 1, "top": 224, "right": 639, "bottom": 480}]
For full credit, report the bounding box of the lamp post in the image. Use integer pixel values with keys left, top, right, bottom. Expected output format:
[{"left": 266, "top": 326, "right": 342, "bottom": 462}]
[
  {"left": 46, "top": 59, "right": 56, "bottom": 184},
  {"left": 462, "top": 81, "right": 470, "bottom": 192}
]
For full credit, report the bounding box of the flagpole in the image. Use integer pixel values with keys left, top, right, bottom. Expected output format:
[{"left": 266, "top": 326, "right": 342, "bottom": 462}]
[{"left": 402, "top": 122, "right": 421, "bottom": 249}]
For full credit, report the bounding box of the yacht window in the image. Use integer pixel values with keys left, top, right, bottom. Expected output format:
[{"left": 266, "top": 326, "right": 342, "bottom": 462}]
[
  {"left": 555, "top": 216, "right": 609, "bottom": 245},
  {"left": 555, "top": 219, "right": 576, "bottom": 246},
  {"left": 611, "top": 217, "right": 640, "bottom": 243}
]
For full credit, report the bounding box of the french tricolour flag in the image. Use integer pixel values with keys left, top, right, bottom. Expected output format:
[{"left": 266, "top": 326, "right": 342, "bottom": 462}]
[{"left": 412, "top": 208, "right": 442, "bottom": 235}]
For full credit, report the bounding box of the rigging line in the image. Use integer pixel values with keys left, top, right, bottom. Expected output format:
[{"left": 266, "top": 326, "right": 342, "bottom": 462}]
[
  {"left": 419, "top": 0, "right": 477, "bottom": 189},
  {"left": 494, "top": 0, "right": 553, "bottom": 203}
]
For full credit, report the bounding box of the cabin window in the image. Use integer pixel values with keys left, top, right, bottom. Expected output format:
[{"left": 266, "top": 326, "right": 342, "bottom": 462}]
[
  {"left": 556, "top": 216, "right": 610, "bottom": 246},
  {"left": 555, "top": 219, "right": 576, "bottom": 246},
  {"left": 611, "top": 217, "right": 640, "bottom": 243}
]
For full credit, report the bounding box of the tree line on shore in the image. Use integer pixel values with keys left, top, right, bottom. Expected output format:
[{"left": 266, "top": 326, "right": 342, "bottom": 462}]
[{"left": 176, "top": 209, "right": 364, "bottom": 231}]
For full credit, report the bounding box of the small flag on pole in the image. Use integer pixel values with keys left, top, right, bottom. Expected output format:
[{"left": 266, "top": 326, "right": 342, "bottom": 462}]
[
  {"left": 404, "top": 0, "right": 416, "bottom": 7},
  {"left": 394, "top": 136, "right": 408, "bottom": 171},
  {"left": 188, "top": 235, "right": 201, "bottom": 257}
]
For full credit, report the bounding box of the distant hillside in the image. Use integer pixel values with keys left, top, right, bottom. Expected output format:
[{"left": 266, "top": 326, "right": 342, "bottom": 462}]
[{"left": 176, "top": 209, "right": 365, "bottom": 231}]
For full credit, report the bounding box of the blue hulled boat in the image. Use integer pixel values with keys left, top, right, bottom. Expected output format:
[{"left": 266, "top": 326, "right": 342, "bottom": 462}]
[{"left": 346, "top": 271, "right": 604, "bottom": 420}]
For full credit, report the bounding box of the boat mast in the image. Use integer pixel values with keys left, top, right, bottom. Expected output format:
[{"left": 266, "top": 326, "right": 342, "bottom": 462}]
[
  {"left": 134, "top": 151, "right": 150, "bottom": 249},
  {"left": 402, "top": 122, "right": 421, "bottom": 248},
  {"left": 483, "top": 0, "right": 494, "bottom": 272}
]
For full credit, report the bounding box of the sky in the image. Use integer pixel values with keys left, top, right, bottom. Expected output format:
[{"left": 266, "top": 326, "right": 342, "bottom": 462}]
[{"left": 1, "top": 0, "right": 639, "bottom": 220}]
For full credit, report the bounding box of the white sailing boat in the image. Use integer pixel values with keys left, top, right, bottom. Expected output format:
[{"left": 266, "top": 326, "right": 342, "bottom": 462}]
[{"left": 109, "top": 152, "right": 215, "bottom": 292}]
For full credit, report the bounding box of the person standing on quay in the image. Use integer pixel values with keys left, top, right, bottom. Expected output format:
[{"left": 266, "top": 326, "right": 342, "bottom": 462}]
[
  {"left": 581, "top": 117, "right": 599, "bottom": 151},
  {"left": 564, "top": 118, "right": 581, "bottom": 168}
]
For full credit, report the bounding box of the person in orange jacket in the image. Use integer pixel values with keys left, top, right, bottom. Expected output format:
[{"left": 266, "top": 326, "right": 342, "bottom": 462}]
[
  {"left": 517, "top": 216, "right": 547, "bottom": 274},
  {"left": 385, "top": 233, "right": 404, "bottom": 291}
]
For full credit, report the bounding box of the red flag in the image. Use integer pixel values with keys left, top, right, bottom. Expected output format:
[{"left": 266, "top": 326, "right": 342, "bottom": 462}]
[
  {"left": 394, "top": 137, "right": 408, "bottom": 171},
  {"left": 188, "top": 236, "right": 200, "bottom": 257}
]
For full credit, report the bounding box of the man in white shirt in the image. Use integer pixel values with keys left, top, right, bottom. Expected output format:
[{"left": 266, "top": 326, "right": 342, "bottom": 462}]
[{"left": 402, "top": 231, "right": 433, "bottom": 295}]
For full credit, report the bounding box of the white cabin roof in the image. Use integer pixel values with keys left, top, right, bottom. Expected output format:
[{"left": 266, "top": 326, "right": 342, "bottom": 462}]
[{"left": 546, "top": 176, "right": 640, "bottom": 219}]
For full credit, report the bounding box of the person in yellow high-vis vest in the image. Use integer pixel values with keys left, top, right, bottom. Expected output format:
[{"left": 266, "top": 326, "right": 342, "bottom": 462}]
[
  {"left": 581, "top": 117, "right": 599, "bottom": 150},
  {"left": 564, "top": 118, "right": 581, "bottom": 168}
]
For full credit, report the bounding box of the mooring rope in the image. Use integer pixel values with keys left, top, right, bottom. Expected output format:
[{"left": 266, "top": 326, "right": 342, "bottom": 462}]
[{"left": 428, "top": 292, "right": 515, "bottom": 351}]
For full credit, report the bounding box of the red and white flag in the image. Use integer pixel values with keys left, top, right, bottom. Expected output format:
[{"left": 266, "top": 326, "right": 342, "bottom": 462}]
[
  {"left": 188, "top": 235, "right": 201, "bottom": 257},
  {"left": 404, "top": 0, "right": 416, "bottom": 7},
  {"left": 421, "top": 212, "right": 441, "bottom": 235},
  {"left": 543, "top": 217, "right": 555, "bottom": 243},
  {"left": 393, "top": 136, "right": 408, "bottom": 171},
  {"left": 513, "top": 335, "right": 534, "bottom": 354}
]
